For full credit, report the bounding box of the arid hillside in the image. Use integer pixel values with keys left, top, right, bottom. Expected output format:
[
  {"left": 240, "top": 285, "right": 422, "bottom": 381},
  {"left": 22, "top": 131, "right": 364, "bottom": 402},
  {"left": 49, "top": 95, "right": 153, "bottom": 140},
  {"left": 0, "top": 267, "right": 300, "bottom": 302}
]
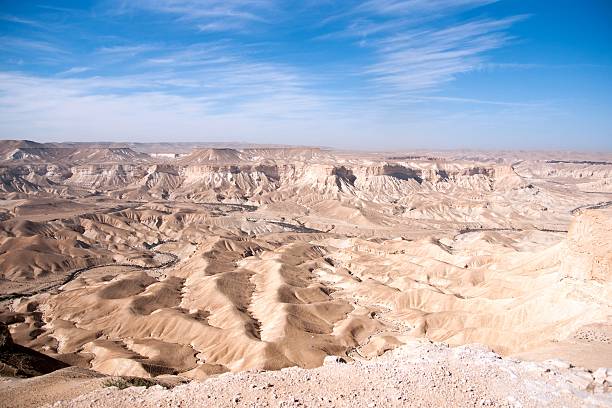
[{"left": 0, "top": 142, "right": 611, "bottom": 406}]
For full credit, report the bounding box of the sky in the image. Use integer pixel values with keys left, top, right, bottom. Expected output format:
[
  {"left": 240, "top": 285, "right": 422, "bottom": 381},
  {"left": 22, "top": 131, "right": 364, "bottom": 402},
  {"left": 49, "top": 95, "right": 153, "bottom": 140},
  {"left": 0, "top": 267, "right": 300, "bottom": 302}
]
[{"left": 0, "top": 0, "right": 611, "bottom": 150}]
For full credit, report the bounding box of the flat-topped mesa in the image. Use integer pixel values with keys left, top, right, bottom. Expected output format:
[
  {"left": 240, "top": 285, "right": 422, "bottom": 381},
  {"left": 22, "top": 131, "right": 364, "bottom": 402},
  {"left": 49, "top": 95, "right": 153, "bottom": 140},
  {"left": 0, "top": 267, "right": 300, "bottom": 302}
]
[
  {"left": 177, "top": 147, "right": 332, "bottom": 165},
  {"left": 523, "top": 161, "right": 612, "bottom": 179},
  {"left": 6, "top": 148, "right": 72, "bottom": 162},
  {"left": 240, "top": 147, "right": 331, "bottom": 162},
  {"left": 178, "top": 164, "right": 279, "bottom": 201},
  {"left": 1, "top": 144, "right": 151, "bottom": 165},
  {"left": 561, "top": 209, "right": 612, "bottom": 282},
  {"left": 178, "top": 148, "right": 244, "bottom": 165},
  {"left": 0, "top": 140, "right": 49, "bottom": 161},
  {"left": 386, "top": 154, "right": 445, "bottom": 161},
  {"left": 66, "top": 164, "right": 145, "bottom": 189},
  {"left": 0, "top": 158, "right": 530, "bottom": 203},
  {"left": 353, "top": 164, "right": 423, "bottom": 182},
  {"left": 67, "top": 148, "right": 150, "bottom": 163},
  {"left": 274, "top": 163, "right": 357, "bottom": 196}
]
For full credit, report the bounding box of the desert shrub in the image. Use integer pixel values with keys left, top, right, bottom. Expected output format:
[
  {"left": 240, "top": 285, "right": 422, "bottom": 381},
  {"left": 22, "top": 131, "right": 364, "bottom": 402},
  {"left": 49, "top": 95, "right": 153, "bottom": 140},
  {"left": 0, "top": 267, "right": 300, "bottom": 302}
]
[
  {"left": 102, "top": 377, "right": 159, "bottom": 389},
  {"left": 102, "top": 378, "right": 131, "bottom": 389}
]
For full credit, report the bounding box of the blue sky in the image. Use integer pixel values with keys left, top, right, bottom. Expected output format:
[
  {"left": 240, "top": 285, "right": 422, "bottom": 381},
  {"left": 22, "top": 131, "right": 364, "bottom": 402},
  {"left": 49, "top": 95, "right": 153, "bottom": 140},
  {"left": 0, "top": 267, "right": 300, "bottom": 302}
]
[{"left": 0, "top": 0, "right": 611, "bottom": 150}]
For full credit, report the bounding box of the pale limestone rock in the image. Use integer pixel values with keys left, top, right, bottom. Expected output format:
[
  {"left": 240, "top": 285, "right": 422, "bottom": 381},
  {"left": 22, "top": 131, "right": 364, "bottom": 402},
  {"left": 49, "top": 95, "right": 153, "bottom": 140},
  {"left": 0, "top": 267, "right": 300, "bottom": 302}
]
[{"left": 561, "top": 209, "right": 612, "bottom": 282}]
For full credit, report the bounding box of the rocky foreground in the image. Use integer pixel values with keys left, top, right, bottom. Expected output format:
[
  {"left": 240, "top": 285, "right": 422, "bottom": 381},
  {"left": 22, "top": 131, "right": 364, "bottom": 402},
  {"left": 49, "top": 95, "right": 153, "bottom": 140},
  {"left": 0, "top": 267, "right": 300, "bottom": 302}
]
[{"left": 1, "top": 341, "right": 603, "bottom": 408}]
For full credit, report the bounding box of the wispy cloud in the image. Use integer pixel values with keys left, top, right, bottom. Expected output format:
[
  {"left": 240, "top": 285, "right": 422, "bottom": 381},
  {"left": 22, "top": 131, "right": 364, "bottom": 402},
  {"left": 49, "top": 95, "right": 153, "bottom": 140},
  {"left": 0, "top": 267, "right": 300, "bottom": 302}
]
[
  {"left": 58, "top": 66, "right": 92, "bottom": 76},
  {"left": 357, "top": 0, "right": 498, "bottom": 15},
  {"left": 409, "top": 94, "right": 546, "bottom": 107},
  {"left": 365, "top": 16, "right": 526, "bottom": 91},
  {"left": 197, "top": 22, "right": 244, "bottom": 32},
  {"left": 477, "top": 62, "right": 610, "bottom": 71},
  {"left": 96, "top": 44, "right": 159, "bottom": 55},
  {"left": 0, "top": 69, "right": 345, "bottom": 144},
  {"left": 115, "top": 0, "right": 278, "bottom": 31},
  {"left": 0, "top": 36, "right": 68, "bottom": 54},
  {"left": 0, "top": 35, "right": 328, "bottom": 118},
  {"left": 321, "top": 1, "right": 526, "bottom": 92},
  {"left": 0, "top": 14, "right": 43, "bottom": 27},
  {"left": 317, "top": 0, "right": 498, "bottom": 31},
  {"left": 0, "top": 0, "right": 579, "bottom": 148}
]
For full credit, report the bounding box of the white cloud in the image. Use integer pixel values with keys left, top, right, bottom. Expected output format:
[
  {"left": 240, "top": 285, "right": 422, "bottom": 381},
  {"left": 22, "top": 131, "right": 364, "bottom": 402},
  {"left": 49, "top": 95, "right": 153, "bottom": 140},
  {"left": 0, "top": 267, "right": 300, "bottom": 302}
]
[
  {"left": 197, "top": 22, "right": 243, "bottom": 32},
  {"left": 59, "top": 66, "right": 92, "bottom": 75},
  {"left": 357, "top": 0, "right": 498, "bottom": 15},
  {"left": 365, "top": 16, "right": 525, "bottom": 91},
  {"left": 321, "top": 1, "right": 527, "bottom": 92},
  {"left": 0, "top": 14, "right": 43, "bottom": 27},
  {"left": 0, "top": 68, "right": 559, "bottom": 149},
  {"left": 116, "top": 0, "right": 278, "bottom": 31},
  {"left": 96, "top": 44, "right": 159, "bottom": 55},
  {"left": 0, "top": 70, "right": 352, "bottom": 145},
  {"left": 0, "top": 36, "right": 68, "bottom": 54},
  {"left": 0, "top": 0, "right": 570, "bottom": 148}
]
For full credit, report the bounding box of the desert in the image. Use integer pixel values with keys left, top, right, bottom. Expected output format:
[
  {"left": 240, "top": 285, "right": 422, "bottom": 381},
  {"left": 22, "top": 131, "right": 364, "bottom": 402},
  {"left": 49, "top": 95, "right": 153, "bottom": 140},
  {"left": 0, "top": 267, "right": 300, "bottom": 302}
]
[
  {"left": 1, "top": 1, "right": 612, "bottom": 406},
  {"left": 0, "top": 140, "right": 610, "bottom": 407}
]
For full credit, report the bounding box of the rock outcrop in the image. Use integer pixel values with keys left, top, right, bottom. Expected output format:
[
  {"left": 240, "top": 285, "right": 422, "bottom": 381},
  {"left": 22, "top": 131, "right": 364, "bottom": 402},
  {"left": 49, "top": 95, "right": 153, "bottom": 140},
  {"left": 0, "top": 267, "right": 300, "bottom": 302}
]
[{"left": 561, "top": 209, "right": 612, "bottom": 282}]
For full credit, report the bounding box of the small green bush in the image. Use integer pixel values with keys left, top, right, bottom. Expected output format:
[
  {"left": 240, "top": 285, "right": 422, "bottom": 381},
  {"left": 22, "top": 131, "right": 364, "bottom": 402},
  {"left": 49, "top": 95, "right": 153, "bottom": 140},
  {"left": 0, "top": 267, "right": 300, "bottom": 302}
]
[
  {"left": 102, "top": 377, "right": 159, "bottom": 389},
  {"left": 102, "top": 378, "right": 130, "bottom": 389}
]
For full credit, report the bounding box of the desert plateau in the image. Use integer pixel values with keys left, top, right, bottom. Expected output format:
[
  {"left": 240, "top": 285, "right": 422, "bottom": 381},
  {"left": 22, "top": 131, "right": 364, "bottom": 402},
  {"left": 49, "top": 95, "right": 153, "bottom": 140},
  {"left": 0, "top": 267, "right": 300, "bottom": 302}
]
[
  {"left": 0, "top": 140, "right": 610, "bottom": 407},
  {"left": 2, "top": 0, "right": 612, "bottom": 405}
]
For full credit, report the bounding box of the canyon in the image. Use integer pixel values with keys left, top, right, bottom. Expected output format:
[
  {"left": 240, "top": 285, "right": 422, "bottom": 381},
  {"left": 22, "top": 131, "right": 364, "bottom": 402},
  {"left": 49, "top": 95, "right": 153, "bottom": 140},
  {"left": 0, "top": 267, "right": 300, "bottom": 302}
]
[{"left": 0, "top": 140, "right": 610, "bottom": 406}]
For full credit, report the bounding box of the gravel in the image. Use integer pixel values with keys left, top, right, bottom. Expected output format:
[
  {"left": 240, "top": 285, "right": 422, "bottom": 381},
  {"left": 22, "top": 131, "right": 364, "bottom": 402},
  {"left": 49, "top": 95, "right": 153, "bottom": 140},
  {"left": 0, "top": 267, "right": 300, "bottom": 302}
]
[{"left": 43, "top": 340, "right": 611, "bottom": 408}]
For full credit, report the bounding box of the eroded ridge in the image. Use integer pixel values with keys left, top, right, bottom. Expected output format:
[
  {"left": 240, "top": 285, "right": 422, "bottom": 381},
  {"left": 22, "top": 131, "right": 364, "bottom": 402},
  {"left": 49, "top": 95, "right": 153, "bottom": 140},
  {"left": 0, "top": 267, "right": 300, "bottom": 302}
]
[{"left": 0, "top": 143, "right": 611, "bottom": 403}]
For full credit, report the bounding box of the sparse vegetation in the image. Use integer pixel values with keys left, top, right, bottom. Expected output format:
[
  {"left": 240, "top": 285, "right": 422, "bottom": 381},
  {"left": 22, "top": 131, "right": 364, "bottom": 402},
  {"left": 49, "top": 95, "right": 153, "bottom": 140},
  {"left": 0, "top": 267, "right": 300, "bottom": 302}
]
[{"left": 102, "top": 377, "right": 160, "bottom": 390}]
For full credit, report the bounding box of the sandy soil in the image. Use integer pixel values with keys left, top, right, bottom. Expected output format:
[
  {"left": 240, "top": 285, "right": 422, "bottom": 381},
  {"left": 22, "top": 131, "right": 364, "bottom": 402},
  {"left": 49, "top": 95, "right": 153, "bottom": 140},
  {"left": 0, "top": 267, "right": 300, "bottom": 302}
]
[
  {"left": 0, "top": 367, "right": 105, "bottom": 408},
  {"left": 0, "top": 141, "right": 610, "bottom": 406}
]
